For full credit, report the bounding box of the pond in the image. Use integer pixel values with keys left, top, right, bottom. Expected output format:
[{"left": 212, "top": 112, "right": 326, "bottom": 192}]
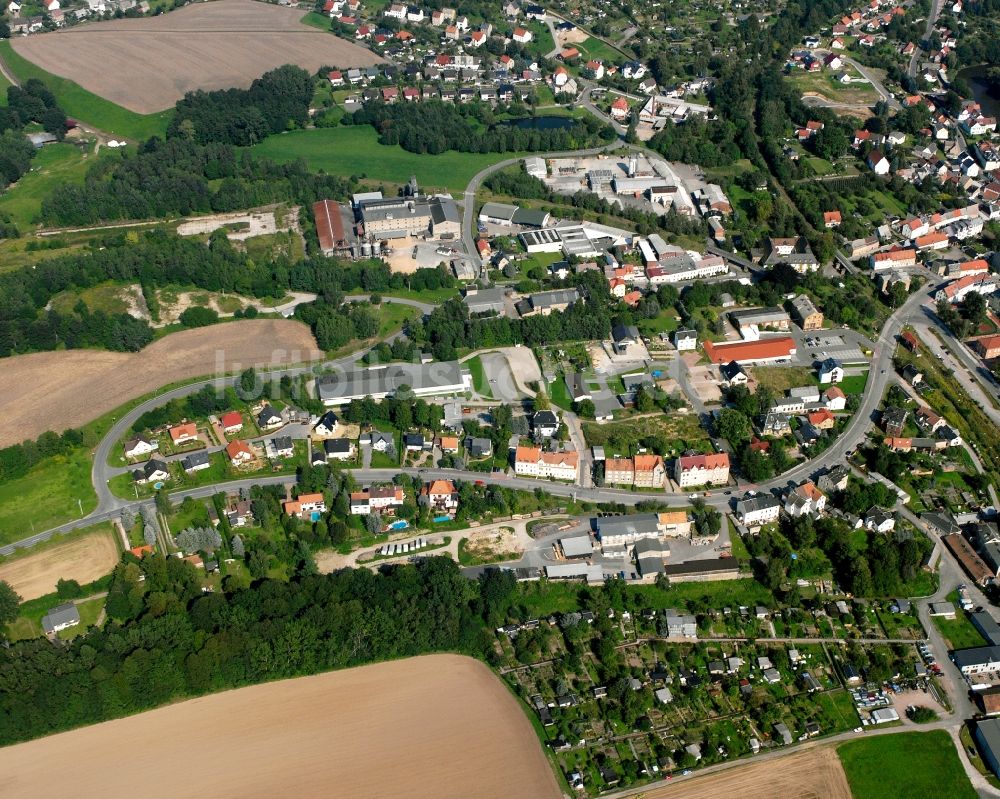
[
  {"left": 958, "top": 66, "right": 1000, "bottom": 119},
  {"left": 500, "top": 115, "right": 578, "bottom": 130}
]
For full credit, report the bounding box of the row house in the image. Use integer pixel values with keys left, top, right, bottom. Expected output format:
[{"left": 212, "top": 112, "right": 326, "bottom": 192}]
[
  {"left": 514, "top": 446, "right": 579, "bottom": 481},
  {"left": 674, "top": 453, "right": 730, "bottom": 488}
]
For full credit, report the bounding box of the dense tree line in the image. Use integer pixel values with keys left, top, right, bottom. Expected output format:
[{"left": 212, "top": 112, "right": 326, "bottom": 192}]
[
  {"left": 0, "top": 221, "right": 458, "bottom": 356},
  {"left": 0, "top": 426, "right": 92, "bottom": 483},
  {"left": 0, "top": 79, "right": 69, "bottom": 202},
  {"left": 41, "top": 138, "right": 355, "bottom": 226},
  {"left": 347, "top": 99, "right": 615, "bottom": 155},
  {"left": 0, "top": 555, "right": 494, "bottom": 745},
  {"left": 168, "top": 65, "right": 315, "bottom": 146}
]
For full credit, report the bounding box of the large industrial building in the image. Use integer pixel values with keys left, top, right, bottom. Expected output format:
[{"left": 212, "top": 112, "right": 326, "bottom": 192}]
[{"left": 316, "top": 361, "right": 471, "bottom": 405}]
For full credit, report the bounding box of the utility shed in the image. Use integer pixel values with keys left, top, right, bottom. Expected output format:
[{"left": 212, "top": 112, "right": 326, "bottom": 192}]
[{"left": 559, "top": 534, "right": 593, "bottom": 559}]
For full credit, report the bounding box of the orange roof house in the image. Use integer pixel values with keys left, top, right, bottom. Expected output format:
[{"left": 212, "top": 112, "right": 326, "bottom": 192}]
[
  {"left": 220, "top": 411, "right": 243, "bottom": 431},
  {"left": 225, "top": 439, "right": 253, "bottom": 463},
  {"left": 168, "top": 423, "right": 198, "bottom": 444}
]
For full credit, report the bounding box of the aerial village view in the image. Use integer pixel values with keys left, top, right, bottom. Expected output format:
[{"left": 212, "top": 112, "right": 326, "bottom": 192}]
[{"left": 2, "top": 0, "right": 1000, "bottom": 795}]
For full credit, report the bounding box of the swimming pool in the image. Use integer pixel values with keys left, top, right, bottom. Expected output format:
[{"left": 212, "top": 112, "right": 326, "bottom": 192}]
[
  {"left": 310, "top": 511, "right": 322, "bottom": 522},
  {"left": 389, "top": 520, "right": 409, "bottom": 531},
  {"left": 433, "top": 515, "right": 452, "bottom": 523}
]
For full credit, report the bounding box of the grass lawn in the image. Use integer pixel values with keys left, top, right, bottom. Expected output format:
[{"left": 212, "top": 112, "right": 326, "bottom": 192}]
[
  {"left": 0, "top": 41, "right": 171, "bottom": 141},
  {"left": 575, "top": 36, "right": 623, "bottom": 63},
  {"left": 838, "top": 731, "right": 977, "bottom": 799},
  {"left": 0, "top": 142, "right": 114, "bottom": 229},
  {"left": 299, "top": 10, "right": 331, "bottom": 29},
  {"left": 0, "top": 68, "right": 10, "bottom": 104},
  {"left": 806, "top": 156, "right": 834, "bottom": 176},
  {"left": 932, "top": 597, "right": 986, "bottom": 650},
  {"left": 0, "top": 450, "right": 95, "bottom": 545},
  {"left": 582, "top": 413, "right": 710, "bottom": 455},
  {"left": 837, "top": 372, "right": 868, "bottom": 394},
  {"left": 376, "top": 301, "right": 418, "bottom": 337},
  {"left": 752, "top": 366, "right": 817, "bottom": 393},
  {"left": 49, "top": 280, "right": 129, "bottom": 316},
  {"left": 57, "top": 595, "right": 105, "bottom": 640},
  {"left": 251, "top": 125, "right": 526, "bottom": 193},
  {"left": 637, "top": 307, "right": 681, "bottom": 336},
  {"left": 466, "top": 355, "right": 493, "bottom": 398}
]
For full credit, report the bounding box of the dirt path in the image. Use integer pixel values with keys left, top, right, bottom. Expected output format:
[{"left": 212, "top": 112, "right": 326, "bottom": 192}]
[{"left": 0, "top": 654, "right": 561, "bottom": 799}]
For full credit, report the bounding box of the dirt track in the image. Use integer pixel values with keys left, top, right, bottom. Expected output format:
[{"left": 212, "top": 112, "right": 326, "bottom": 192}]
[
  {"left": 11, "top": 0, "right": 383, "bottom": 114},
  {"left": 0, "top": 654, "right": 562, "bottom": 799},
  {"left": 638, "top": 747, "right": 852, "bottom": 799},
  {"left": 0, "top": 528, "right": 118, "bottom": 600},
  {"left": 0, "top": 319, "right": 322, "bottom": 446}
]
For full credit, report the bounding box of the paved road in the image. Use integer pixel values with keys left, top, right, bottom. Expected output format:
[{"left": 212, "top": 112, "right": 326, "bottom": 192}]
[{"left": 909, "top": 0, "right": 945, "bottom": 79}]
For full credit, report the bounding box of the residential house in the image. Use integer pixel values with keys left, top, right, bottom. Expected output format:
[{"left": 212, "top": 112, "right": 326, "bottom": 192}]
[
  {"left": 314, "top": 411, "right": 339, "bottom": 436},
  {"left": 514, "top": 446, "right": 579, "bottom": 481},
  {"left": 736, "top": 493, "right": 781, "bottom": 527},
  {"left": 324, "top": 438, "right": 355, "bottom": 461},
  {"left": 257, "top": 405, "right": 282, "bottom": 429},
  {"left": 41, "top": 603, "right": 80, "bottom": 635},
  {"left": 168, "top": 423, "right": 198, "bottom": 446},
  {"left": 220, "top": 411, "right": 244, "bottom": 435},
  {"left": 133, "top": 458, "right": 169, "bottom": 484},
  {"left": 784, "top": 481, "right": 826, "bottom": 517},
  {"left": 283, "top": 493, "right": 326, "bottom": 519},
  {"left": 350, "top": 484, "right": 406, "bottom": 515},
  {"left": 226, "top": 439, "right": 254, "bottom": 466},
  {"left": 423, "top": 479, "right": 459, "bottom": 516},
  {"left": 533, "top": 410, "right": 560, "bottom": 438},
  {"left": 818, "top": 358, "right": 844, "bottom": 384},
  {"left": 181, "top": 450, "right": 211, "bottom": 473},
  {"left": 123, "top": 436, "right": 158, "bottom": 459},
  {"left": 674, "top": 453, "right": 730, "bottom": 488}
]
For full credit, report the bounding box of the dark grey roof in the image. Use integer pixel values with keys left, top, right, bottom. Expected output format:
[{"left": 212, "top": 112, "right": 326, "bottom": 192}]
[
  {"left": 324, "top": 438, "right": 352, "bottom": 454},
  {"left": 721, "top": 361, "right": 747, "bottom": 380},
  {"left": 272, "top": 435, "right": 294, "bottom": 451},
  {"left": 596, "top": 513, "right": 661, "bottom": 538},
  {"left": 258, "top": 405, "right": 281, "bottom": 423},
  {"left": 953, "top": 646, "right": 1000, "bottom": 669},
  {"left": 41, "top": 603, "right": 80, "bottom": 634},
  {"left": 637, "top": 555, "right": 665, "bottom": 576},
  {"left": 661, "top": 559, "right": 740, "bottom": 576},
  {"left": 181, "top": 451, "right": 210, "bottom": 470},
  {"left": 511, "top": 208, "right": 549, "bottom": 227},
  {"left": 612, "top": 323, "right": 640, "bottom": 343},
  {"left": 534, "top": 410, "right": 559, "bottom": 427}
]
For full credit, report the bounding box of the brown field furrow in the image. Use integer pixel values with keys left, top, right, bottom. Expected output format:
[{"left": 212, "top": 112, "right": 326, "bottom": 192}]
[
  {"left": 0, "top": 528, "right": 118, "bottom": 600},
  {"left": 0, "top": 654, "right": 563, "bottom": 799},
  {"left": 11, "top": 0, "right": 383, "bottom": 114},
  {"left": 0, "top": 319, "right": 323, "bottom": 446},
  {"left": 635, "top": 747, "right": 852, "bottom": 799}
]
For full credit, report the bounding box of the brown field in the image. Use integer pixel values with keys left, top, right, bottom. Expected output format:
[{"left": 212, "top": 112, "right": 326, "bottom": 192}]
[
  {"left": 0, "top": 319, "right": 323, "bottom": 446},
  {"left": 11, "top": 0, "right": 383, "bottom": 114},
  {"left": 0, "top": 654, "right": 562, "bottom": 799},
  {"left": 640, "top": 747, "right": 852, "bottom": 799},
  {"left": 0, "top": 527, "right": 118, "bottom": 601}
]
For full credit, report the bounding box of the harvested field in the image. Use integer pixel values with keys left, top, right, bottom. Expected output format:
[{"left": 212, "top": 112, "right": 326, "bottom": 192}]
[
  {"left": 0, "top": 654, "right": 562, "bottom": 799},
  {"left": 0, "top": 319, "right": 322, "bottom": 446},
  {"left": 10, "top": 0, "right": 383, "bottom": 114},
  {"left": 0, "top": 527, "right": 118, "bottom": 601},
  {"left": 642, "top": 747, "right": 852, "bottom": 799}
]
